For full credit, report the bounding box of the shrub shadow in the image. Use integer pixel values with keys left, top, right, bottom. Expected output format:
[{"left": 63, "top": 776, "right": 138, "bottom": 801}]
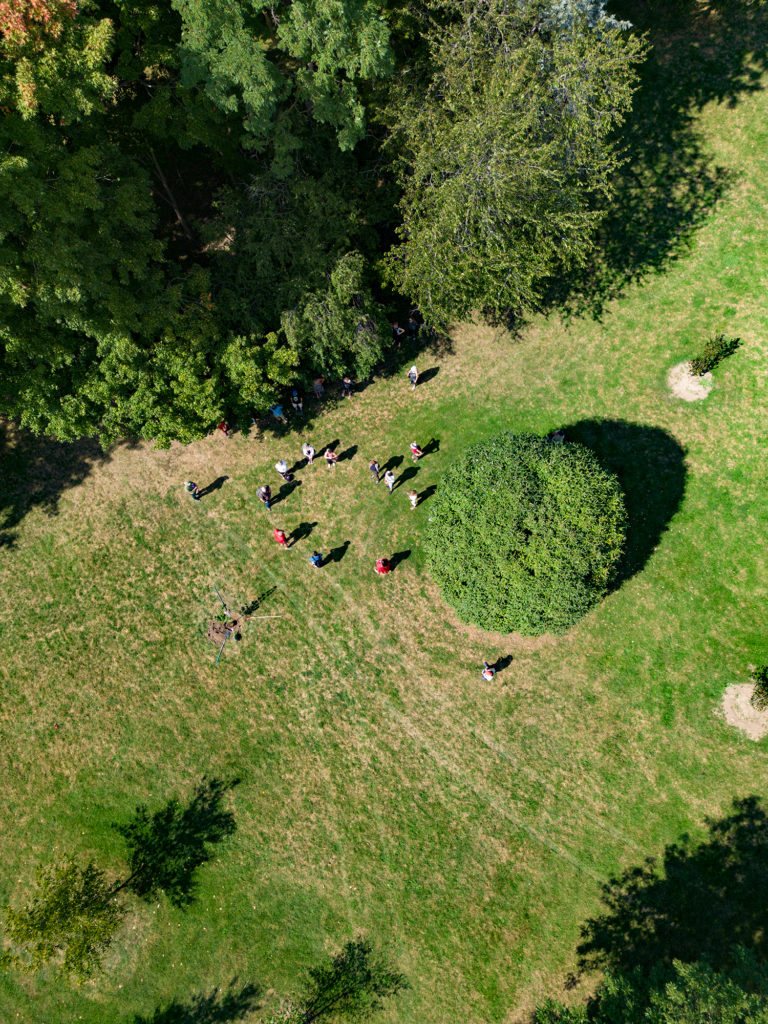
[
  {"left": 0, "top": 422, "right": 127, "bottom": 549},
  {"left": 561, "top": 420, "right": 685, "bottom": 588},
  {"left": 116, "top": 777, "right": 239, "bottom": 908},
  {"left": 131, "top": 980, "right": 262, "bottom": 1024},
  {"left": 577, "top": 796, "right": 768, "bottom": 977}
]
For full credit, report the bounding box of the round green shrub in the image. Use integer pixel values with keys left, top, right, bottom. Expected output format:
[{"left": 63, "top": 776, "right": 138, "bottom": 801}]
[{"left": 426, "top": 432, "right": 627, "bottom": 635}]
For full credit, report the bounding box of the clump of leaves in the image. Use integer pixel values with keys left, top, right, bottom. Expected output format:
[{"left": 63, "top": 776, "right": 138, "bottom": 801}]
[
  {"left": 750, "top": 665, "right": 768, "bottom": 712},
  {"left": 426, "top": 432, "right": 627, "bottom": 636},
  {"left": 689, "top": 333, "right": 740, "bottom": 376}
]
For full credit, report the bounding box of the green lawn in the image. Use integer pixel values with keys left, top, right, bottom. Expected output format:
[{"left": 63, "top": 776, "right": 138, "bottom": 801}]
[{"left": 3, "top": 13, "right": 768, "bottom": 1024}]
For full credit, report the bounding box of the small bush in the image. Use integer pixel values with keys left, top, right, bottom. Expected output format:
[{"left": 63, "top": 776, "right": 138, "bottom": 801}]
[
  {"left": 689, "top": 333, "right": 739, "bottom": 376},
  {"left": 426, "top": 432, "right": 627, "bottom": 636},
  {"left": 750, "top": 665, "right": 768, "bottom": 712}
]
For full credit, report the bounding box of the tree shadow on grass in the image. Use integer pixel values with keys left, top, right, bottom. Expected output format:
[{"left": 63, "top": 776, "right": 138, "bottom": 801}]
[
  {"left": 561, "top": 420, "right": 686, "bottom": 588},
  {"left": 116, "top": 777, "right": 239, "bottom": 909},
  {"left": 577, "top": 796, "right": 768, "bottom": 978},
  {"left": 0, "top": 422, "right": 131, "bottom": 549},
  {"left": 131, "top": 980, "right": 262, "bottom": 1024},
  {"left": 541, "top": 1, "right": 768, "bottom": 319}
]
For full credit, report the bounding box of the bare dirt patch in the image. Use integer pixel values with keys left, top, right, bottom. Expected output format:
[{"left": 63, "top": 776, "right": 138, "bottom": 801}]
[
  {"left": 668, "top": 360, "right": 713, "bottom": 401},
  {"left": 719, "top": 683, "right": 768, "bottom": 741}
]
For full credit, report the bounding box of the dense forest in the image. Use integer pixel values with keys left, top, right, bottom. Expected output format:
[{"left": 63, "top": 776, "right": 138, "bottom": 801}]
[{"left": 0, "top": 0, "right": 645, "bottom": 446}]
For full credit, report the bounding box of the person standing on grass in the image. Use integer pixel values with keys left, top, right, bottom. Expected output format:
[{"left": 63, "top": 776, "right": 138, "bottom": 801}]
[
  {"left": 375, "top": 557, "right": 391, "bottom": 575},
  {"left": 341, "top": 376, "right": 353, "bottom": 399},
  {"left": 273, "top": 527, "right": 290, "bottom": 549},
  {"left": 384, "top": 469, "right": 395, "bottom": 493},
  {"left": 302, "top": 441, "right": 316, "bottom": 465},
  {"left": 392, "top": 321, "right": 405, "bottom": 345},
  {"left": 290, "top": 390, "right": 304, "bottom": 415},
  {"left": 217, "top": 420, "right": 232, "bottom": 438},
  {"left": 310, "top": 550, "right": 323, "bottom": 568},
  {"left": 407, "top": 489, "right": 419, "bottom": 510},
  {"left": 409, "top": 441, "right": 423, "bottom": 461},
  {"left": 313, "top": 376, "right": 326, "bottom": 399},
  {"left": 481, "top": 661, "right": 496, "bottom": 682},
  {"left": 369, "top": 459, "right": 380, "bottom": 483},
  {"left": 275, "top": 458, "right": 292, "bottom": 482},
  {"left": 184, "top": 481, "right": 200, "bottom": 501},
  {"left": 257, "top": 485, "right": 272, "bottom": 511},
  {"left": 324, "top": 447, "right": 339, "bottom": 470},
  {"left": 407, "top": 365, "right": 418, "bottom": 390}
]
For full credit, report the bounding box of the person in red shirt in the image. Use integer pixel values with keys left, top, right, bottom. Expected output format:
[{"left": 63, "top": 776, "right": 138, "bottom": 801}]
[
  {"left": 217, "top": 420, "right": 232, "bottom": 438},
  {"left": 273, "top": 528, "right": 289, "bottom": 549},
  {"left": 375, "top": 557, "right": 391, "bottom": 575},
  {"left": 409, "top": 441, "right": 423, "bottom": 461}
]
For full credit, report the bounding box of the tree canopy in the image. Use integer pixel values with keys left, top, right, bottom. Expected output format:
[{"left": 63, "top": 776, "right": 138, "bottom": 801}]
[{"left": 0, "top": 0, "right": 647, "bottom": 445}]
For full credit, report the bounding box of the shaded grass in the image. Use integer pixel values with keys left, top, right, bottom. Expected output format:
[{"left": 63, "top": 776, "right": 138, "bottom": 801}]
[{"left": 3, "top": 28, "right": 768, "bottom": 1024}]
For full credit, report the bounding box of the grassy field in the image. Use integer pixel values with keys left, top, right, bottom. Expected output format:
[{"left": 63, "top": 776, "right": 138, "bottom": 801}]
[{"left": 3, "top": 9, "right": 768, "bottom": 1024}]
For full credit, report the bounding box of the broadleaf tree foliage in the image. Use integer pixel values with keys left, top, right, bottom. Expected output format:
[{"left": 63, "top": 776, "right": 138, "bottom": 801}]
[{"left": 0, "top": 0, "right": 646, "bottom": 445}]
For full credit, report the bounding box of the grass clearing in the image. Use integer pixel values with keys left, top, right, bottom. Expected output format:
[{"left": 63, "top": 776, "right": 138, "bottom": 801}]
[{"left": 3, "top": 13, "right": 768, "bottom": 1024}]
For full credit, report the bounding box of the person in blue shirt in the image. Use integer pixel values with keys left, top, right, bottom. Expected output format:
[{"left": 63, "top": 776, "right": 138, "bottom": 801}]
[{"left": 310, "top": 551, "right": 323, "bottom": 568}]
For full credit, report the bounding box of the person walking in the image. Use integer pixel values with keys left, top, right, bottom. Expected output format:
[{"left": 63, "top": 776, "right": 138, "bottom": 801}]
[
  {"left": 310, "top": 550, "right": 323, "bottom": 568},
  {"left": 481, "top": 661, "right": 496, "bottom": 682},
  {"left": 273, "top": 527, "right": 290, "bottom": 550},
  {"left": 275, "top": 458, "right": 292, "bottom": 482},
  {"left": 257, "top": 484, "right": 272, "bottom": 511},
  {"left": 302, "top": 441, "right": 316, "bottom": 465},
  {"left": 184, "top": 481, "right": 200, "bottom": 501},
  {"left": 407, "top": 365, "right": 419, "bottom": 390},
  {"left": 409, "top": 441, "right": 423, "bottom": 461},
  {"left": 369, "top": 459, "right": 380, "bottom": 483},
  {"left": 407, "top": 489, "right": 419, "bottom": 510},
  {"left": 375, "top": 557, "right": 391, "bottom": 575},
  {"left": 384, "top": 469, "right": 395, "bottom": 493},
  {"left": 324, "top": 447, "right": 339, "bottom": 470}
]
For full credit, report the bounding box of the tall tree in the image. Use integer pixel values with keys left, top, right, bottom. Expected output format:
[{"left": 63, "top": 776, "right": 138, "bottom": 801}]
[{"left": 384, "top": 0, "right": 646, "bottom": 325}]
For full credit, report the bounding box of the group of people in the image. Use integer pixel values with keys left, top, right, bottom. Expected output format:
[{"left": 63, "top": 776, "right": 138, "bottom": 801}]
[{"left": 185, "top": 362, "right": 502, "bottom": 680}]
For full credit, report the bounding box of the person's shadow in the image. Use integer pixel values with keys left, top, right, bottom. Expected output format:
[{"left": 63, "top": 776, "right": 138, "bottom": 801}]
[
  {"left": 322, "top": 438, "right": 340, "bottom": 455},
  {"left": 389, "top": 550, "right": 411, "bottom": 571},
  {"left": 272, "top": 479, "right": 302, "bottom": 505},
  {"left": 338, "top": 444, "right": 358, "bottom": 463},
  {"left": 288, "top": 521, "right": 318, "bottom": 546},
  {"left": 417, "top": 366, "right": 440, "bottom": 386},
  {"left": 419, "top": 485, "right": 437, "bottom": 504},
  {"left": 326, "top": 540, "right": 350, "bottom": 564},
  {"left": 196, "top": 476, "right": 229, "bottom": 498},
  {"left": 382, "top": 455, "right": 404, "bottom": 473},
  {"left": 492, "top": 655, "right": 513, "bottom": 674},
  {"left": 289, "top": 458, "right": 308, "bottom": 474},
  {"left": 421, "top": 438, "right": 440, "bottom": 457},
  {"left": 394, "top": 467, "right": 418, "bottom": 490}
]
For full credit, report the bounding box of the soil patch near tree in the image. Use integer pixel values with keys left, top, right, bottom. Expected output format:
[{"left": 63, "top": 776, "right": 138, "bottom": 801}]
[
  {"left": 668, "top": 361, "right": 713, "bottom": 401},
  {"left": 719, "top": 684, "right": 768, "bottom": 741}
]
